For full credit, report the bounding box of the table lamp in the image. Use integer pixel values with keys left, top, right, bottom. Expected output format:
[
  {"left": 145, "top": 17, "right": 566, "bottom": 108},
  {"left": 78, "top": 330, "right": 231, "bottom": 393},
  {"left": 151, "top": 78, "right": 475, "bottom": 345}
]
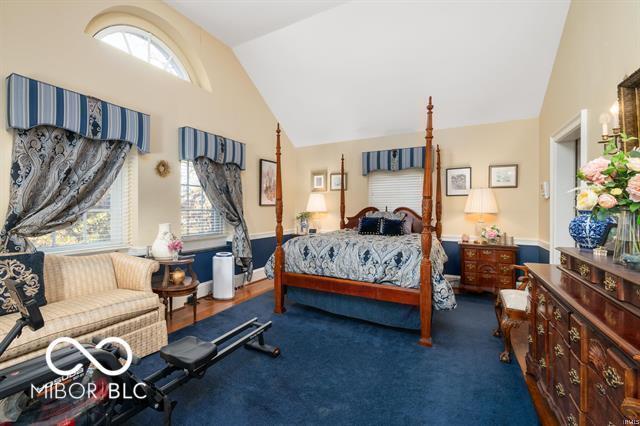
[
  {"left": 464, "top": 188, "right": 498, "bottom": 237},
  {"left": 306, "top": 193, "right": 327, "bottom": 233}
]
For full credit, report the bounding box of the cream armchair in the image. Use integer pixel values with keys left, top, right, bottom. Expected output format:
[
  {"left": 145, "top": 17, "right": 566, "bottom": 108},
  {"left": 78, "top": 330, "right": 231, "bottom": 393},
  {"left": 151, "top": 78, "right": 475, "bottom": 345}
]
[{"left": 0, "top": 252, "right": 168, "bottom": 369}]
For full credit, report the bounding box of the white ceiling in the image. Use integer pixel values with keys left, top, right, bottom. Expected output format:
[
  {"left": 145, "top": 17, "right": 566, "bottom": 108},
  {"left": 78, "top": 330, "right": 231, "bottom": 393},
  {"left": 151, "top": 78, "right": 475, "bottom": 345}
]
[{"left": 168, "top": 1, "right": 570, "bottom": 147}]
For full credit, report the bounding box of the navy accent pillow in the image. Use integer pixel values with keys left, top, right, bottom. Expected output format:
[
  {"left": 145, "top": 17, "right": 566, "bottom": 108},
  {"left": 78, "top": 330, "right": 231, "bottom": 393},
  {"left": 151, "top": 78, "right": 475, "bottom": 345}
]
[
  {"left": 0, "top": 251, "right": 47, "bottom": 317},
  {"left": 358, "top": 217, "right": 381, "bottom": 235},
  {"left": 380, "top": 218, "right": 405, "bottom": 236}
]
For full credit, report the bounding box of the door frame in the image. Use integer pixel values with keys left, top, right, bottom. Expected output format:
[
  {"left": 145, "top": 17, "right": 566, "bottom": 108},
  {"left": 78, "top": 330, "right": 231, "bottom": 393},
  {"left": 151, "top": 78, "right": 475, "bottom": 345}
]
[{"left": 549, "top": 109, "right": 588, "bottom": 264}]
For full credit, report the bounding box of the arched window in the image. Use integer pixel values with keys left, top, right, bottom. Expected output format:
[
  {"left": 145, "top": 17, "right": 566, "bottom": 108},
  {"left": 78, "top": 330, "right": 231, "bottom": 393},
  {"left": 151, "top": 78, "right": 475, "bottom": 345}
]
[{"left": 95, "top": 25, "right": 190, "bottom": 81}]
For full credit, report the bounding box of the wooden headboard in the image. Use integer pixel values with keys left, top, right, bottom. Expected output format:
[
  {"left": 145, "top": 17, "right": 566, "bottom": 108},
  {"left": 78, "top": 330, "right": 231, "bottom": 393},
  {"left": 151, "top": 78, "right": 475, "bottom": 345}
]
[{"left": 339, "top": 145, "right": 442, "bottom": 240}]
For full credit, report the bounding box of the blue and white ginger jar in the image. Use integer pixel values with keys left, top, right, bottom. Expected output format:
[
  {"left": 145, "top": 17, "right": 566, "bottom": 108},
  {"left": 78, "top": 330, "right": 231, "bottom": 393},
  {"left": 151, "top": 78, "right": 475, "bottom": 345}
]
[{"left": 568, "top": 210, "right": 616, "bottom": 250}]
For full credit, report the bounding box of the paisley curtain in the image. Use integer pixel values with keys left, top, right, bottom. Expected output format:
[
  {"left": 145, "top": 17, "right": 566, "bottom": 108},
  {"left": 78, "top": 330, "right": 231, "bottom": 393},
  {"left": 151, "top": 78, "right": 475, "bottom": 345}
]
[
  {"left": 193, "top": 157, "right": 253, "bottom": 280},
  {"left": 0, "top": 125, "right": 131, "bottom": 252}
]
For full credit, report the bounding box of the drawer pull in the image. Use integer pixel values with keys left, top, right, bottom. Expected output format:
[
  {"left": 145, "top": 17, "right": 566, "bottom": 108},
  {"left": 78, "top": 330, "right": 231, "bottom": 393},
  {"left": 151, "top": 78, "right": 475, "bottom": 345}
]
[
  {"left": 528, "top": 334, "right": 533, "bottom": 344},
  {"left": 553, "top": 344, "right": 564, "bottom": 358},
  {"left": 500, "top": 254, "right": 511, "bottom": 261},
  {"left": 537, "top": 294, "right": 546, "bottom": 305},
  {"left": 560, "top": 253, "right": 568, "bottom": 265},
  {"left": 482, "top": 250, "right": 492, "bottom": 255},
  {"left": 569, "top": 368, "right": 580, "bottom": 384},
  {"left": 567, "top": 414, "right": 577, "bottom": 426},
  {"left": 578, "top": 263, "right": 590, "bottom": 278},
  {"left": 596, "top": 383, "right": 606, "bottom": 396},
  {"left": 604, "top": 275, "right": 617, "bottom": 292},
  {"left": 537, "top": 324, "right": 545, "bottom": 335},
  {"left": 500, "top": 266, "right": 510, "bottom": 273},
  {"left": 539, "top": 358, "right": 546, "bottom": 369},
  {"left": 555, "top": 383, "right": 566, "bottom": 397},
  {"left": 553, "top": 308, "right": 562, "bottom": 322},
  {"left": 603, "top": 366, "right": 624, "bottom": 388},
  {"left": 569, "top": 327, "right": 580, "bottom": 343},
  {"left": 467, "top": 251, "right": 476, "bottom": 258}
]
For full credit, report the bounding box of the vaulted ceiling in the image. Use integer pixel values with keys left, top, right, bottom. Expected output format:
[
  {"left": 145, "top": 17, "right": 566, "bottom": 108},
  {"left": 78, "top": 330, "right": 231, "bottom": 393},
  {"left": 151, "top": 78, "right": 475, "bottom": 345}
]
[{"left": 167, "top": 0, "right": 570, "bottom": 147}]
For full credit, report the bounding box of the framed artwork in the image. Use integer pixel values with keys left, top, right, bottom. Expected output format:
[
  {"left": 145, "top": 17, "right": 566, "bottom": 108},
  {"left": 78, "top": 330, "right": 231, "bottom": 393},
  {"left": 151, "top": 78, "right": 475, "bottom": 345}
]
[
  {"left": 446, "top": 167, "right": 472, "bottom": 196},
  {"left": 330, "top": 173, "right": 347, "bottom": 191},
  {"left": 311, "top": 170, "right": 327, "bottom": 192},
  {"left": 259, "top": 159, "right": 276, "bottom": 206},
  {"left": 489, "top": 164, "right": 518, "bottom": 188}
]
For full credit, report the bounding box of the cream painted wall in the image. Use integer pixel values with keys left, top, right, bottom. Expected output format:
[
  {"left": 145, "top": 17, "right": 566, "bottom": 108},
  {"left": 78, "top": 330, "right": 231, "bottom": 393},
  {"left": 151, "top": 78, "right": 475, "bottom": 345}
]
[
  {"left": 0, "top": 0, "right": 297, "bottom": 248},
  {"left": 538, "top": 1, "right": 640, "bottom": 246},
  {"left": 292, "top": 118, "right": 540, "bottom": 240}
]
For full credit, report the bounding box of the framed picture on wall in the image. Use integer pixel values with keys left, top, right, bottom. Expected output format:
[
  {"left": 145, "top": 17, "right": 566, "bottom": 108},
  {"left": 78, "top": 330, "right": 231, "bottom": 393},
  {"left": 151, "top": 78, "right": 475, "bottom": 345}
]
[
  {"left": 259, "top": 159, "right": 277, "bottom": 206},
  {"left": 329, "top": 173, "right": 347, "bottom": 191},
  {"left": 446, "top": 167, "right": 472, "bottom": 196},
  {"left": 311, "top": 170, "right": 327, "bottom": 192},
  {"left": 489, "top": 164, "right": 518, "bottom": 188}
]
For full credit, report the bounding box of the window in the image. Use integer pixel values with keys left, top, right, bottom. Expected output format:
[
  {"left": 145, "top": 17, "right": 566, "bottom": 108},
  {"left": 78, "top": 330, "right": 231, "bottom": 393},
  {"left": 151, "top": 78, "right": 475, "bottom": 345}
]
[
  {"left": 368, "top": 169, "right": 424, "bottom": 213},
  {"left": 180, "top": 161, "right": 224, "bottom": 237},
  {"left": 95, "top": 25, "right": 190, "bottom": 81},
  {"left": 32, "top": 157, "right": 132, "bottom": 253}
]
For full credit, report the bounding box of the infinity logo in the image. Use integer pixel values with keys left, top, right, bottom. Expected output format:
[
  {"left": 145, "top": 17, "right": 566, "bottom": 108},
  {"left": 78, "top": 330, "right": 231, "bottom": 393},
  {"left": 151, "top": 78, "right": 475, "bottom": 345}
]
[{"left": 45, "top": 337, "right": 133, "bottom": 377}]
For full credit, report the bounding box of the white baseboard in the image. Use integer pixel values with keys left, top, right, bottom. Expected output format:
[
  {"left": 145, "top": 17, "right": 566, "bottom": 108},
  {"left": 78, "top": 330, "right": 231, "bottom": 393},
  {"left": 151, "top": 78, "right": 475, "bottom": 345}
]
[{"left": 169, "top": 268, "right": 268, "bottom": 312}]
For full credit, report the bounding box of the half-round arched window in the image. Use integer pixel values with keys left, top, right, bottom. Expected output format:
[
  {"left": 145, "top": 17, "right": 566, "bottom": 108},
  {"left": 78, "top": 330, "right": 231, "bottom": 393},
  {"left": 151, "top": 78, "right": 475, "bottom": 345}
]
[{"left": 95, "top": 25, "right": 190, "bottom": 82}]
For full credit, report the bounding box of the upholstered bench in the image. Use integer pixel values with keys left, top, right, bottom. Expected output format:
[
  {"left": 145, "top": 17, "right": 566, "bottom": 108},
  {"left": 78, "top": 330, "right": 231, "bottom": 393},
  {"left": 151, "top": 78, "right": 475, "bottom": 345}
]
[{"left": 493, "top": 265, "right": 530, "bottom": 363}]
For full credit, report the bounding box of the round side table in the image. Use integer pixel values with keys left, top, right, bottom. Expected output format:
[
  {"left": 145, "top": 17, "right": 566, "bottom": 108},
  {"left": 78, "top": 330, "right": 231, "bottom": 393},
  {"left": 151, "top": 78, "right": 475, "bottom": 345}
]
[{"left": 151, "top": 258, "right": 199, "bottom": 324}]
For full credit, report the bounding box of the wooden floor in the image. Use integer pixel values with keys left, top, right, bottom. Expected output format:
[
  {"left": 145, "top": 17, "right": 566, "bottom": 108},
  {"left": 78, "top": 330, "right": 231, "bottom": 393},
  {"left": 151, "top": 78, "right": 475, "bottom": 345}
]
[
  {"left": 165, "top": 280, "right": 556, "bottom": 424},
  {"left": 166, "top": 279, "right": 274, "bottom": 333}
]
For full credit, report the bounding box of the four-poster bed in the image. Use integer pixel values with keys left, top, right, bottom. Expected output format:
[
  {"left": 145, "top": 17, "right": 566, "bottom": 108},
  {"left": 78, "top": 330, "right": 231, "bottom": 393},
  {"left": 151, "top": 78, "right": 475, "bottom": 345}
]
[{"left": 270, "top": 98, "right": 448, "bottom": 347}]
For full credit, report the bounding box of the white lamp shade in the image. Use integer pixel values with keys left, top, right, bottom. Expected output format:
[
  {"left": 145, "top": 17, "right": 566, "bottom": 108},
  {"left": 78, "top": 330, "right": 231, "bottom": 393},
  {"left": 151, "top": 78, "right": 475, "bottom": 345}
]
[
  {"left": 306, "top": 193, "right": 327, "bottom": 213},
  {"left": 464, "top": 188, "right": 498, "bottom": 214}
]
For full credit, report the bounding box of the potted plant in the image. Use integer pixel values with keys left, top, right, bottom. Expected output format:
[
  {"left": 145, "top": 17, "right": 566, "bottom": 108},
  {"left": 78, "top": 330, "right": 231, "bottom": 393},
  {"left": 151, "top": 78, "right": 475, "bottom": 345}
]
[{"left": 296, "top": 212, "right": 311, "bottom": 235}]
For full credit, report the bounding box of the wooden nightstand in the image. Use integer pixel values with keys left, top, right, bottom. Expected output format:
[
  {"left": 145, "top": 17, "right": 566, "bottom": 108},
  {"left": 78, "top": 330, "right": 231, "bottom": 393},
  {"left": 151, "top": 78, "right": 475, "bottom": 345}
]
[{"left": 458, "top": 242, "right": 519, "bottom": 294}]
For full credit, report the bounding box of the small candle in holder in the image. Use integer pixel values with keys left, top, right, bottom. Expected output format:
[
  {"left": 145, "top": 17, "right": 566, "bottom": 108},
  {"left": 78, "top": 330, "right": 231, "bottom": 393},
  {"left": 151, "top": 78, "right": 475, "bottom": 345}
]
[{"left": 593, "top": 246, "right": 607, "bottom": 257}]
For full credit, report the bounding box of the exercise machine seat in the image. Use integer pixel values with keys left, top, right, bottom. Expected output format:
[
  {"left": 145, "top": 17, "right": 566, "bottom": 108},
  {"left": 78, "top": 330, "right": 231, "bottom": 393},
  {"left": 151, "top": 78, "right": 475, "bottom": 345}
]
[{"left": 160, "top": 336, "right": 217, "bottom": 372}]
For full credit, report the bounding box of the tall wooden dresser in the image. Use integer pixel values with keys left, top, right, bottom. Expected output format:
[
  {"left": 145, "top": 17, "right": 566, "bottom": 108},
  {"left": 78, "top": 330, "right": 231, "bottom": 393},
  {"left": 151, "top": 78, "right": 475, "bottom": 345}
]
[{"left": 526, "top": 248, "right": 640, "bottom": 425}]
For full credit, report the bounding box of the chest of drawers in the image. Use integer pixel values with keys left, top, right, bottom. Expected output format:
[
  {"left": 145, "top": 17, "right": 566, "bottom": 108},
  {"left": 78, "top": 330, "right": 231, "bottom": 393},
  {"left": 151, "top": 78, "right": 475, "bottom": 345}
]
[
  {"left": 459, "top": 242, "right": 518, "bottom": 294},
  {"left": 526, "top": 248, "right": 640, "bottom": 425}
]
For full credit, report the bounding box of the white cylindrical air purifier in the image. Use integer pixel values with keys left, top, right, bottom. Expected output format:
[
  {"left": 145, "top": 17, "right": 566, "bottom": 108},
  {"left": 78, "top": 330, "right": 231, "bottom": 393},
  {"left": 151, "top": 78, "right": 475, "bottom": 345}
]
[{"left": 213, "top": 252, "right": 234, "bottom": 300}]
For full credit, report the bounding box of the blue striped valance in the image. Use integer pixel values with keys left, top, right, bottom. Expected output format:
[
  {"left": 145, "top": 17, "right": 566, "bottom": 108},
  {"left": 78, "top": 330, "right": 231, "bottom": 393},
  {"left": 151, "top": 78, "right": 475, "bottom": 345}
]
[
  {"left": 362, "top": 146, "right": 434, "bottom": 176},
  {"left": 179, "top": 126, "right": 246, "bottom": 170},
  {"left": 6, "top": 73, "right": 150, "bottom": 153}
]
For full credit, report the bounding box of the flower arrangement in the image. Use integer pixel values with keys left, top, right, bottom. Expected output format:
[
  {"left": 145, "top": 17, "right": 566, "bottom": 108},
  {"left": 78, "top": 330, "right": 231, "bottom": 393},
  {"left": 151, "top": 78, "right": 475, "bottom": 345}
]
[
  {"left": 167, "top": 238, "right": 183, "bottom": 260},
  {"left": 481, "top": 225, "right": 502, "bottom": 243},
  {"left": 577, "top": 134, "right": 640, "bottom": 220}
]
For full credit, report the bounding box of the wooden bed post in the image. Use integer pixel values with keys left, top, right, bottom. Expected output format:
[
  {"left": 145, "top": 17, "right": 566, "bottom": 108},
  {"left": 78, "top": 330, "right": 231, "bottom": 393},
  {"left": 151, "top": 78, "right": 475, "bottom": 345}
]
[
  {"left": 435, "top": 145, "right": 442, "bottom": 241},
  {"left": 274, "top": 123, "right": 285, "bottom": 313},
  {"left": 419, "top": 98, "right": 434, "bottom": 347},
  {"left": 340, "top": 154, "right": 346, "bottom": 229}
]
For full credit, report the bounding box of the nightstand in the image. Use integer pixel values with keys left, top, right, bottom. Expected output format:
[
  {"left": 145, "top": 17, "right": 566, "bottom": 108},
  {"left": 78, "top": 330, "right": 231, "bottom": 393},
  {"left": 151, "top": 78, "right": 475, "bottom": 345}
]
[{"left": 458, "top": 242, "right": 519, "bottom": 294}]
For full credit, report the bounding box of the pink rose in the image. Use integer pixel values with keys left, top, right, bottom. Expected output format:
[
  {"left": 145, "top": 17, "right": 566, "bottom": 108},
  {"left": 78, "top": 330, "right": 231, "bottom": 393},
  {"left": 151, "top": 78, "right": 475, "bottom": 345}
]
[
  {"left": 580, "top": 157, "right": 611, "bottom": 185},
  {"left": 597, "top": 193, "right": 618, "bottom": 209},
  {"left": 627, "top": 175, "right": 640, "bottom": 202},
  {"left": 628, "top": 157, "right": 640, "bottom": 172}
]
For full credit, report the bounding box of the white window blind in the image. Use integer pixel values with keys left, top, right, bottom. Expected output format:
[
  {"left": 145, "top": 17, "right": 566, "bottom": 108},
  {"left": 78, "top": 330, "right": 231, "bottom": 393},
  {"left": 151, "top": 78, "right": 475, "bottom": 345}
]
[
  {"left": 368, "top": 169, "right": 424, "bottom": 213},
  {"left": 180, "top": 161, "right": 225, "bottom": 237},
  {"left": 33, "top": 152, "right": 134, "bottom": 253}
]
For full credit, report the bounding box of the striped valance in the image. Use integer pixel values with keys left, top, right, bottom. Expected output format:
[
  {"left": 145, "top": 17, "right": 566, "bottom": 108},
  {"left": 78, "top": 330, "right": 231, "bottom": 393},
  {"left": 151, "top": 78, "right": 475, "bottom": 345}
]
[
  {"left": 6, "top": 73, "right": 150, "bottom": 153},
  {"left": 179, "top": 126, "right": 246, "bottom": 170},
  {"left": 362, "top": 146, "right": 433, "bottom": 176}
]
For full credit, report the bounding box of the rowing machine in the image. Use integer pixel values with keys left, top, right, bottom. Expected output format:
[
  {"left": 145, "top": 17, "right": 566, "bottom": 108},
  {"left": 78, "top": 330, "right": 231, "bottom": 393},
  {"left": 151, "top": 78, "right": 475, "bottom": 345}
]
[{"left": 0, "top": 279, "right": 280, "bottom": 425}]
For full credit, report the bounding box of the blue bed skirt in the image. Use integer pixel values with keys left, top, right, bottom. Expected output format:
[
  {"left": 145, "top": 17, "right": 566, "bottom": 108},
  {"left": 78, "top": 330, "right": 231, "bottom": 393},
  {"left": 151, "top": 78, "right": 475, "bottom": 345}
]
[{"left": 287, "top": 287, "right": 421, "bottom": 330}]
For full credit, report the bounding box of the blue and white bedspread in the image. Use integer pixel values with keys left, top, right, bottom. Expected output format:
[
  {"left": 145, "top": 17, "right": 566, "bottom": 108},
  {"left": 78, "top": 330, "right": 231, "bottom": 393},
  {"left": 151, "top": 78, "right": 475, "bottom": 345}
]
[{"left": 265, "top": 230, "right": 456, "bottom": 311}]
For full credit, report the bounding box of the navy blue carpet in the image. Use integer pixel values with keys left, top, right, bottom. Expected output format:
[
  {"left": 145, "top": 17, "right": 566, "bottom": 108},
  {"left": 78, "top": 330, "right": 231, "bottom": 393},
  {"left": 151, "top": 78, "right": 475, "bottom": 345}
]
[{"left": 129, "top": 292, "right": 538, "bottom": 425}]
